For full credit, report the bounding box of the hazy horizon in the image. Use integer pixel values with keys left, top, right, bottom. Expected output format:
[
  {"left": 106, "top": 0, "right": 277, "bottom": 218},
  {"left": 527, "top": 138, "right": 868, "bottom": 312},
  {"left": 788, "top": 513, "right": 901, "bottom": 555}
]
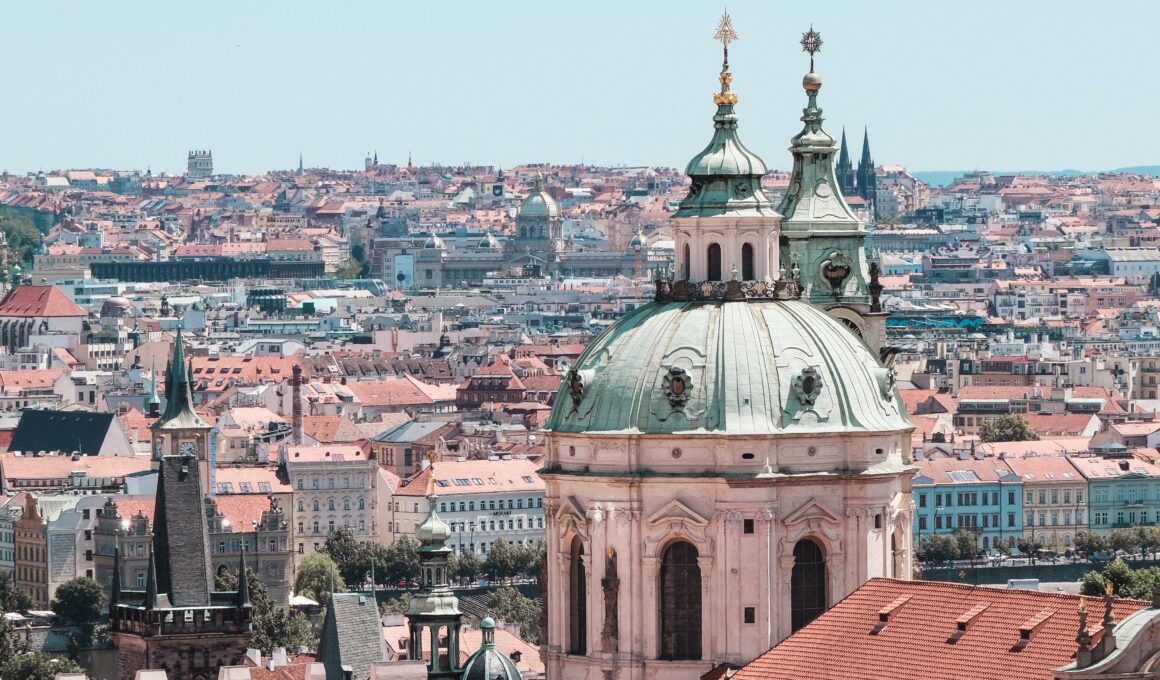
[{"left": 1, "top": 0, "right": 1156, "bottom": 176}]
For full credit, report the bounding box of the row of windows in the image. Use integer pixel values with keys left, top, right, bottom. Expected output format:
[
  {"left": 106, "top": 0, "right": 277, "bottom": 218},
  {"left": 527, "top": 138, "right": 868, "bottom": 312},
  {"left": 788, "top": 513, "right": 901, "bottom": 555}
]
[
  {"left": 300, "top": 520, "right": 367, "bottom": 534},
  {"left": 1026, "top": 511, "right": 1085, "bottom": 526},
  {"left": 439, "top": 497, "right": 542, "bottom": 513},
  {"left": 298, "top": 498, "right": 366, "bottom": 512},
  {"left": 1025, "top": 488, "right": 1085, "bottom": 506},
  {"left": 918, "top": 491, "right": 1016, "bottom": 508},
  {"left": 216, "top": 481, "right": 273, "bottom": 494},
  {"left": 294, "top": 475, "right": 367, "bottom": 490},
  {"left": 919, "top": 513, "right": 1017, "bottom": 531},
  {"left": 447, "top": 518, "right": 542, "bottom": 532}
]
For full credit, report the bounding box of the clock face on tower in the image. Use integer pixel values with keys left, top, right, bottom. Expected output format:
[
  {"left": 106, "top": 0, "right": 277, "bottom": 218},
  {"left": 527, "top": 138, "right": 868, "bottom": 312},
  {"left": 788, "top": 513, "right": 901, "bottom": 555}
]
[{"left": 179, "top": 441, "right": 198, "bottom": 457}]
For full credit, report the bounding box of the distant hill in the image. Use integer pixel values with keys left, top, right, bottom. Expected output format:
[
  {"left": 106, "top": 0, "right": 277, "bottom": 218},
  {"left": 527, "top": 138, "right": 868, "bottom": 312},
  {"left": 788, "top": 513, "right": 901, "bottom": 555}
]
[{"left": 914, "top": 166, "right": 1160, "bottom": 187}]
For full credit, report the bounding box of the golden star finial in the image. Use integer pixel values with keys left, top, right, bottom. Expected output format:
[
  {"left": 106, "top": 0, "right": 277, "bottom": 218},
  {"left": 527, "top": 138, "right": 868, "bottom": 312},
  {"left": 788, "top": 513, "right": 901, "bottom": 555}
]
[
  {"left": 800, "top": 25, "right": 822, "bottom": 71},
  {"left": 712, "top": 12, "right": 739, "bottom": 106},
  {"left": 426, "top": 451, "right": 438, "bottom": 495}
]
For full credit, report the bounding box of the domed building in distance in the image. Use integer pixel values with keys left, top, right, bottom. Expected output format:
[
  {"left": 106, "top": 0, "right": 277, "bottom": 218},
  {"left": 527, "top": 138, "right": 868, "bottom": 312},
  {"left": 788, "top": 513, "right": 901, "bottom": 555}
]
[{"left": 541, "top": 20, "right": 914, "bottom": 680}]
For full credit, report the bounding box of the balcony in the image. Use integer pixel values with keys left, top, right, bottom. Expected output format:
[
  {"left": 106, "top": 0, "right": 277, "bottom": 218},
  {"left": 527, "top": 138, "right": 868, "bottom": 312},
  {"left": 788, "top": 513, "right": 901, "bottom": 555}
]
[{"left": 1112, "top": 521, "right": 1157, "bottom": 528}]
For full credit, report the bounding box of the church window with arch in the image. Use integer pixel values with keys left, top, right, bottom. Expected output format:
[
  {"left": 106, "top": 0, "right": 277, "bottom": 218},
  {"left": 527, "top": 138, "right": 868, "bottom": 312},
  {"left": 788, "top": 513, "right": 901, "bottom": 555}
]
[
  {"left": 790, "top": 538, "right": 827, "bottom": 632},
  {"left": 707, "top": 243, "right": 722, "bottom": 281},
  {"left": 568, "top": 536, "right": 587, "bottom": 655},
  {"left": 659, "top": 540, "right": 702, "bottom": 660}
]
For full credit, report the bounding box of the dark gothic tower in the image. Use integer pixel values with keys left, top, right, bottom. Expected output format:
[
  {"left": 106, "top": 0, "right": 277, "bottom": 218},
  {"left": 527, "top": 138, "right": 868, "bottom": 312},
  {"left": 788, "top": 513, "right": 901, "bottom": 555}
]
[
  {"left": 856, "top": 127, "right": 877, "bottom": 207},
  {"left": 835, "top": 127, "right": 856, "bottom": 196},
  {"left": 109, "top": 331, "right": 252, "bottom": 680}
]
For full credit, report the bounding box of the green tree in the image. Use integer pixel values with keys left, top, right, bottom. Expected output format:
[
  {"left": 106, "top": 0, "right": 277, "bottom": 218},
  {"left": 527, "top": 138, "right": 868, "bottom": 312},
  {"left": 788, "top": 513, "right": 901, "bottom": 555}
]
[
  {"left": 485, "top": 586, "right": 542, "bottom": 644},
  {"left": 0, "top": 571, "right": 34, "bottom": 612},
  {"left": 50, "top": 577, "right": 105, "bottom": 625},
  {"left": 382, "top": 536, "right": 421, "bottom": 586},
  {"left": 1081, "top": 559, "right": 1160, "bottom": 600},
  {"left": 484, "top": 539, "right": 518, "bottom": 583},
  {"left": 513, "top": 541, "right": 546, "bottom": 579},
  {"left": 454, "top": 550, "right": 483, "bottom": 584},
  {"left": 1, "top": 653, "right": 84, "bottom": 680},
  {"left": 916, "top": 534, "right": 959, "bottom": 563},
  {"left": 218, "top": 567, "right": 312, "bottom": 654},
  {"left": 380, "top": 593, "right": 412, "bottom": 616},
  {"left": 323, "top": 528, "right": 372, "bottom": 588},
  {"left": 953, "top": 529, "right": 980, "bottom": 560},
  {"left": 1139, "top": 528, "right": 1160, "bottom": 558},
  {"left": 1016, "top": 538, "right": 1043, "bottom": 562},
  {"left": 295, "top": 552, "right": 345, "bottom": 607},
  {"left": 0, "top": 616, "right": 31, "bottom": 663},
  {"left": 1110, "top": 529, "right": 1141, "bottom": 555},
  {"left": 1074, "top": 532, "right": 1109, "bottom": 556},
  {"left": 978, "top": 415, "right": 1039, "bottom": 443}
]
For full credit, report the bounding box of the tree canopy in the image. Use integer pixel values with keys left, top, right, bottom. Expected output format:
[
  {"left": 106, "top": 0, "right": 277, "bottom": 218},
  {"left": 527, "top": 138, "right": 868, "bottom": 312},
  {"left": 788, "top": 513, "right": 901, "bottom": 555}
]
[
  {"left": 218, "top": 566, "right": 312, "bottom": 654},
  {"left": 485, "top": 586, "right": 542, "bottom": 644},
  {"left": 50, "top": 577, "right": 105, "bottom": 624},
  {"left": 1, "top": 617, "right": 83, "bottom": 680},
  {"left": 1081, "top": 559, "right": 1160, "bottom": 600},
  {"left": 294, "top": 552, "right": 345, "bottom": 607},
  {"left": 979, "top": 415, "right": 1039, "bottom": 443},
  {"left": 0, "top": 571, "right": 34, "bottom": 612}
]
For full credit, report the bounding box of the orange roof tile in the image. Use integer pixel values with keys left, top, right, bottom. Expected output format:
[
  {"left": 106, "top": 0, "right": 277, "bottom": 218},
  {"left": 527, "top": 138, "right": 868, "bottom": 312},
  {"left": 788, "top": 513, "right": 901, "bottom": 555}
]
[
  {"left": 734, "top": 578, "right": 1149, "bottom": 680},
  {"left": 0, "top": 284, "right": 85, "bottom": 318}
]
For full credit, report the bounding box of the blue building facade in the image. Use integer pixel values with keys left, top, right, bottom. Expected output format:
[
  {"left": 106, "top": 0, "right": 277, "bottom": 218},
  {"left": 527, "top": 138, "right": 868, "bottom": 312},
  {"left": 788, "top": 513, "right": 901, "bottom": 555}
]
[{"left": 912, "top": 457, "right": 1023, "bottom": 553}]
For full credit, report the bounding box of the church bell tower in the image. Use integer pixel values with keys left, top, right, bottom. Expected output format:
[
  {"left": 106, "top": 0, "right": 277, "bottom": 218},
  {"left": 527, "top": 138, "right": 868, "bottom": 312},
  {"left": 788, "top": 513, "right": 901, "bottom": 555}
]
[{"left": 149, "top": 328, "right": 213, "bottom": 496}]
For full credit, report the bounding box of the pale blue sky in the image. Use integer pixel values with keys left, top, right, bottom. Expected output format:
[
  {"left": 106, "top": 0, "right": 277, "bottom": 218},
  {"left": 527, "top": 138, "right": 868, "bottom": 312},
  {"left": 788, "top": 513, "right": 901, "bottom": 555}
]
[{"left": 0, "top": 1, "right": 1155, "bottom": 175}]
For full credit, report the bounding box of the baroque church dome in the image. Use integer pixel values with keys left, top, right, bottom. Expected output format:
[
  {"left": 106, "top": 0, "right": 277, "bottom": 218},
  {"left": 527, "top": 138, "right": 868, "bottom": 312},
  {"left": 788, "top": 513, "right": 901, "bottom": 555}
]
[{"left": 547, "top": 299, "right": 906, "bottom": 436}]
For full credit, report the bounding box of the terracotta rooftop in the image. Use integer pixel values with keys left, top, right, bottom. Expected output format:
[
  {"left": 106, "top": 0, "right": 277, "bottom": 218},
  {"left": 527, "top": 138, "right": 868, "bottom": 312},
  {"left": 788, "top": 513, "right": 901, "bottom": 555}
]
[
  {"left": 0, "top": 284, "right": 85, "bottom": 318},
  {"left": 733, "top": 578, "right": 1150, "bottom": 680}
]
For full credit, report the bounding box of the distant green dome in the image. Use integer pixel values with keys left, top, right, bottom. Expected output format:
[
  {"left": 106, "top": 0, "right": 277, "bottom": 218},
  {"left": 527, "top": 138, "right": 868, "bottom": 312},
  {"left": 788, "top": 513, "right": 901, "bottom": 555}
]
[
  {"left": 461, "top": 617, "right": 520, "bottom": 680},
  {"left": 629, "top": 231, "right": 647, "bottom": 250},
  {"left": 520, "top": 177, "right": 559, "bottom": 219},
  {"left": 477, "top": 232, "right": 501, "bottom": 250},
  {"left": 423, "top": 233, "right": 446, "bottom": 249},
  {"left": 548, "top": 300, "right": 908, "bottom": 436}
]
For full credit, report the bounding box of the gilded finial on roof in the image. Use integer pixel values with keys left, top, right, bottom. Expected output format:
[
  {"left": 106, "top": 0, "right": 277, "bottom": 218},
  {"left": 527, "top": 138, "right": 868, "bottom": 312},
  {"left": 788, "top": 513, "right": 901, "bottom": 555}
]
[
  {"left": 426, "top": 450, "right": 438, "bottom": 495},
  {"left": 1079, "top": 596, "right": 1086, "bottom": 613},
  {"left": 1106, "top": 581, "right": 1114, "bottom": 597},
  {"left": 713, "top": 12, "right": 739, "bottom": 106}
]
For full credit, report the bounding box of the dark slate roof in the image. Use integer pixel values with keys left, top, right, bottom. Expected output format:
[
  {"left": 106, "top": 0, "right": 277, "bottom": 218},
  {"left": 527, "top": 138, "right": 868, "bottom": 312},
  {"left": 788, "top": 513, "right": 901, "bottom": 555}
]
[
  {"left": 9, "top": 409, "right": 115, "bottom": 455},
  {"left": 318, "top": 592, "right": 389, "bottom": 680},
  {"left": 153, "top": 455, "right": 214, "bottom": 607}
]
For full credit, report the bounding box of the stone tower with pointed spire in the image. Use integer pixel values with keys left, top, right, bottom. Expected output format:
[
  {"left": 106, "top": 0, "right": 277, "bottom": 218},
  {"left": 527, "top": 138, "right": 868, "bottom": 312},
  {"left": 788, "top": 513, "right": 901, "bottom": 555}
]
[
  {"left": 836, "top": 128, "right": 856, "bottom": 196},
  {"left": 671, "top": 12, "right": 780, "bottom": 283},
  {"left": 777, "top": 29, "right": 885, "bottom": 352},
  {"left": 109, "top": 332, "right": 253, "bottom": 680},
  {"left": 405, "top": 462, "right": 464, "bottom": 680},
  {"left": 856, "top": 127, "right": 878, "bottom": 208}
]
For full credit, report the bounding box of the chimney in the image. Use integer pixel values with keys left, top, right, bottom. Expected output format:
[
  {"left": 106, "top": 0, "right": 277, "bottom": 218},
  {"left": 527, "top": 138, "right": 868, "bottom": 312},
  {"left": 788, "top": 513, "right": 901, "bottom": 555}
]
[
  {"left": 292, "top": 365, "right": 303, "bottom": 446},
  {"left": 271, "top": 647, "right": 288, "bottom": 667}
]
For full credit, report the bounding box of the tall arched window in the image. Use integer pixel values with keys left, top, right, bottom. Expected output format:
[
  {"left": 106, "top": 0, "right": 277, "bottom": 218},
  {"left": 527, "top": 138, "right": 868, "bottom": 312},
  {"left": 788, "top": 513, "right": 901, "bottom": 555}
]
[
  {"left": 742, "top": 243, "right": 754, "bottom": 281},
  {"left": 568, "top": 537, "right": 587, "bottom": 655},
  {"left": 707, "top": 244, "right": 722, "bottom": 282},
  {"left": 683, "top": 244, "right": 691, "bottom": 280},
  {"left": 660, "top": 541, "right": 702, "bottom": 660},
  {"left": 791, "top": 539, "right": 827, "bottom": 632}
]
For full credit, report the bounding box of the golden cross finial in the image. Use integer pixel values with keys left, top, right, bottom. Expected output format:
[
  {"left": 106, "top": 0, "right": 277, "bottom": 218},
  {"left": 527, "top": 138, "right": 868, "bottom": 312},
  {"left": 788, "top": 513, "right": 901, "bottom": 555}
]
[{"left": 712, "top": 11, "right": 739, "bottom": 106}]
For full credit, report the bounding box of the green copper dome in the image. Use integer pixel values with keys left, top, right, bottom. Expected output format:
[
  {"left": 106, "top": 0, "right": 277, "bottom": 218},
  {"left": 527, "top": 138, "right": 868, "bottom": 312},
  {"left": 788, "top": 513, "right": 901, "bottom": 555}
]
[
  {"left": 520, "top": 176, "right": 559, "bottom": 219},
  {"left": 461, "top": 618, "right": 520, "bottom": 680},
  {"left": 422, "top": 233, "right": 446, "bottom": 250},
  {"left": 477, "top": 232, "right": 501, "bottom": 250},
  {"left": 673, "top": 85, "right": 778, "bottom": 219},
  {"left": 547, "top": 300, "right": 908, "bottom": 436},
  {"left": 415, "top": 494, "right": 452, "bottom": 544}
]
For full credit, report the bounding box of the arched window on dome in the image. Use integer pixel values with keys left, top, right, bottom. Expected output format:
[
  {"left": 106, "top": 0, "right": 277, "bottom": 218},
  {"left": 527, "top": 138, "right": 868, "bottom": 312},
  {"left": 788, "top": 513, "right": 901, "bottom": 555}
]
[
  {"left": 707, "top": 244, "right": 722, "bottom": 282},
  {"left": 568, "top": 537, "right": 587, "bottom": 655},
  {"left": 791, "top": 538, "right": 827, "bottom": 632},
  {"left": 742, "top": 243, "right": 754, "bottom": 281},
  {"left": 683, "top": 244, "right": 691, "bottom": 280},
  {"left": 660, "top": 540, "right": 702, "bottom": 660}
]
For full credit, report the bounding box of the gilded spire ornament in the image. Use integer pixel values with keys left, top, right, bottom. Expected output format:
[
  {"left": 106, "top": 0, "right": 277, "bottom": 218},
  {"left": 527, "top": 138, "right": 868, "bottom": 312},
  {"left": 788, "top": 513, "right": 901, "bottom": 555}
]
[{"left": 713, "top": 12, "right": 739, "bottom": 105}]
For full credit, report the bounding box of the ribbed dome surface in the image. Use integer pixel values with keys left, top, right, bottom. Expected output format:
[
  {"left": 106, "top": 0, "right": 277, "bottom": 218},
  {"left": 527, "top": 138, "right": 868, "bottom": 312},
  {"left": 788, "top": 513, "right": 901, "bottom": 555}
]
[
  {"left": 684, "top": 104, "right": 768, "bottom": 177},
  {"left": 520, "top": 189, "right": 559, "bottom": 218},
  {"left": 547, "top": 300, "right": 909, "bottom": 436}
]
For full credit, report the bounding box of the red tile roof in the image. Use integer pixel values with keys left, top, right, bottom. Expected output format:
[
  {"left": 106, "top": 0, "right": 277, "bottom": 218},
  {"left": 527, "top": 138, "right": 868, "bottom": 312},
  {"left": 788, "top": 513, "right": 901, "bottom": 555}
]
[
  {"left": 734, "top": 578, "right": 1149, "bottom": 680},
  {"left": 0, "top": 284, "right": 85, "bottom": 318}
]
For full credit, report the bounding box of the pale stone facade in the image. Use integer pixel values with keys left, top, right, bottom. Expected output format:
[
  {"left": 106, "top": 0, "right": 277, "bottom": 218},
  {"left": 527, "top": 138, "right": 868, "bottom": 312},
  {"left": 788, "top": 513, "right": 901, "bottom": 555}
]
[{"left": 542, "top": 433, "right": 913, "bottom": 680}]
